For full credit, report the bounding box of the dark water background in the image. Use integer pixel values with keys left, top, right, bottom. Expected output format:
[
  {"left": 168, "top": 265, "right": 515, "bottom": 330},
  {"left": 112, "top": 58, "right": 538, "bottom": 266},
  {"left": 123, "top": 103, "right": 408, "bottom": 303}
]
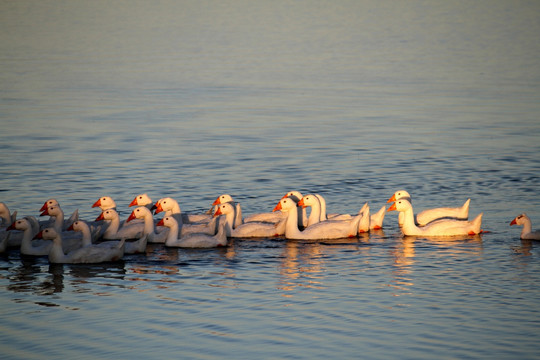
[{"left": 1, "top": 1, "right": 539, "bottom": 359}]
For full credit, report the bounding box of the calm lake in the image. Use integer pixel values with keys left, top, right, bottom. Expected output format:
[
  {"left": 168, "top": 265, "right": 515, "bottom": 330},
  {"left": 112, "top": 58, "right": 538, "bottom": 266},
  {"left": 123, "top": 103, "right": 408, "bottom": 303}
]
[{"left": 1, "top": 1, "right": 539, "bottom": 359}]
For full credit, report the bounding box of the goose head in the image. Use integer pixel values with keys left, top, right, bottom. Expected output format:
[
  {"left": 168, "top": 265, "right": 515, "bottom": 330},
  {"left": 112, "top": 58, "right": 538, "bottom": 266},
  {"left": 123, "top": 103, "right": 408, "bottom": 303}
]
[
  {"left": 156, "top": 216, "right": 178, "bottom": 228},
  {"left": 7, "top": 218, "right": 31, "bottom": 231},
  {"left": 297, "top": 194, "right": 319, "bottom": 208},
  {"left": 92, "top": 196, "right": 117, "bottom": 210},
  {"left": 127, "top": 206, "right": 152, "bottom": 222},
  {"left": 387, "top": 190, "right": 412, "bottom": 203},
  {"left": 213, "top": 203, "right": 235, "bottom": 217},
  {"left": 510, "top": 213, "right": 529, "bottom": 226},
  {"left": 129, "top": 193, "right": 152, "bottom": 207},
  {"left": 33, "top": 227, "right": 59, "bottom": 241},
  {"left": 387, "top": 198, "right": 413, "bottom": 212},
  {"left": 212, "top": 194, "right": 234, "bottom": 206},
  {"left": 274, "top": 197, "right": 297, "bottom": 212},
  {"left": 40, "top": 199, "right": 60, "bottom": 212},
  {"left": 95, "top": 209, "right": 119, "bottom": 222},
  {"left": 154, "top": 197, "right": 177, "bottom": 214},
  {"left": 40, "top": 205, "right": 62, "bottom": 217},
  {"left": 282, "top": 191, "right": 303, "bottom": 202},
  {"left": 67, "top": 220, "right": 88, "bottom": 232}
]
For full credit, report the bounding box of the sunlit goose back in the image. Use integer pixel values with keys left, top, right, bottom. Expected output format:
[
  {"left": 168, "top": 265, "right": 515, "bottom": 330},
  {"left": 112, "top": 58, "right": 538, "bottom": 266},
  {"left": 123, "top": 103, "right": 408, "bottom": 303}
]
[
  {"left": 157, "top": 216, "right": 227, "bottom": 248},
  {"left": 274, "top": 197, "right": 361, "bottom": 240},
  {"left": 388, "top": 198, "right": 482, "bottom": 236},
  {"left": 214, "top": 202, "right": 286, "bottom": 238},
  {"left": 510, "top": 213, "right": 540, "bottom": 240},
  {"left": 35, "top": 227, "right": 124, "bottom": 264}
]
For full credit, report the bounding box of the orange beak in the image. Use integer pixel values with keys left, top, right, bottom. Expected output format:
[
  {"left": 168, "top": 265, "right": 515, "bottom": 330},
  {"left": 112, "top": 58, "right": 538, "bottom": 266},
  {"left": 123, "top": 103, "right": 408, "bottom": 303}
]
[
  {"left": 67, "top": 223, "right": 74, "bottom": 231},
  {"left": 273, "top": 201, "right": 282, "bottom": 212},
  {"left": 156, "top": 218, "right": 165, "bottom": 227},
  {"left": 154, "top": 203, "right": 164, "bottom": 214},
  {"left": 510, "top": 218, "right": 517, "bottom": 226},
  {"left": 387, "top": 203, "right": 397, "bottom": 212},
  {"left": 297, "top": 198, "right": 306, "bottom": 208},
  {"left": 40, "top": 202, "right": 48, "bottom": 212},
  {"left": 214, "top": 207, "right": 223, "bottom": 217},
  {"left": 387, "top": 194, "right": 396, "bottom": 203},
  {"left": 95, "top": 212, "right": 105, "bottom": 221},
  {"left": 126, "top": 211, "right": 136, "bottom": 223},
  {"left": 212, "top": 197, "right": 221, "bottom": 206},
  {"left": 6, "top": 222, "right": 16, "bottom": 231},
  {"left": 40, "top": 208, "right": 49, "bottom": 216},
  {"left": 129, "top": 198, "right": 138, "bottom": 207},
  {"left": 33, "top": 230, "right": 43, "bottom": 240},
  {"left": 92, "top": 199, "right": 101, "bottom": 208},
  {"left": 281, "top": 193, "right": 289, "bottom": 199}
]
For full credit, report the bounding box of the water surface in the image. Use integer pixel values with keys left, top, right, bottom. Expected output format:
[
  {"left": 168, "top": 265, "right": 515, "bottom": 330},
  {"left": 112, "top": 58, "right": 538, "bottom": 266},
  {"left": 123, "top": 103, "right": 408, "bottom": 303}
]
[{"left": 1, "top": 1, "right": 539, "bottom": 359}]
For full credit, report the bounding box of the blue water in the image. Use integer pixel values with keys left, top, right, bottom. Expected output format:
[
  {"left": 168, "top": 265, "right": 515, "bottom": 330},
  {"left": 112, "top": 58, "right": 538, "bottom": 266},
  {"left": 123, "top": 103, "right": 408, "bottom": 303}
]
[{"left": 1, "top": 1, "right": 540, "bottom": 359}]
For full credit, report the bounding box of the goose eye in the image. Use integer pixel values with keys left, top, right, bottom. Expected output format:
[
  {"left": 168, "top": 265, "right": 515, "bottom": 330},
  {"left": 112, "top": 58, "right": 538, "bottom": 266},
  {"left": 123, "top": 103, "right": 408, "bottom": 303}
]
[{"left": 139, "top": 196, "right": 142, "bottom": 199}]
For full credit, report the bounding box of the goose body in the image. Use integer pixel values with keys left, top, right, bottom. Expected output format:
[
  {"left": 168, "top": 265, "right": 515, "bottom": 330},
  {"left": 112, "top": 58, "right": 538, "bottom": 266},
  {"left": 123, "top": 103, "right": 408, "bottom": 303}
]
[
  {"left": 388, "top": 198, "right": 482, "bottom": 236},
  {"left": 214, "top": 202, "right": 286, "bottom": 238},
  {"left": 68, "top": 220, "right": 148, "bottom": 254},
  {"left": 510, "top": 214, "right": 540, "bottom": 240},
  {"left": 157, "top": 216, "right": 227, "bottom": 248},
  {"left": 274, "top": 197, "right": 361, "bottom": 240},
  {"left": 35, "top": 227, "right": 124, "bottom": 264},
  {"left": 388, "top": 190, "right": 470, "bottom": 226},
  {"left": 154, "top": 198, "right": 218, "bottom": 237}
]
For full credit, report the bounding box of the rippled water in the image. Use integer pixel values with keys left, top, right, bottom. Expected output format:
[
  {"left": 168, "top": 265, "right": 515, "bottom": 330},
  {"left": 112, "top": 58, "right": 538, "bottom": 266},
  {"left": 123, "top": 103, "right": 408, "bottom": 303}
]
[{"left": 1, "top": 1, "right": 540, "bottom": 359}]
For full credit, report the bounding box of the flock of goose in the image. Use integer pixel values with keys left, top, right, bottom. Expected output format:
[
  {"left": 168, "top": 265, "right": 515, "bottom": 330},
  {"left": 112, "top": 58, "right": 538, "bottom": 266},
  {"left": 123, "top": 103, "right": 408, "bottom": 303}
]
[{"left": 0, "top": 190, "right": 538, "bottom": 264}]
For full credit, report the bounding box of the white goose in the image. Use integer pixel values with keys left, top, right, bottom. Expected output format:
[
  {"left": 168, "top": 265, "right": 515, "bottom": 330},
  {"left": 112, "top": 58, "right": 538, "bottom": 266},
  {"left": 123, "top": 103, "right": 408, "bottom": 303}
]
[
  {"left": 214, "top": 202, "right": 287, "bottom": 238},
  {"left": 34, "top": 227, "right": 124, "bottom": 264},
  {"left": 154, "top": 198, "right": 218, "bottom": 237},
  {"left": 157, "top": 216, "right": 228, "bottom": 248},
  {"left": 388, "top": 198, "right": 482, "bottom": 236},
  {"left": 211, "top": 195, "right": 243, "bottom": 227},
  {"left": 510, "top": 214, "right": 540, "bottom": 240},
  {"left": 92, "top": 196, "right": 117, "bottom": 211},
  {"left": 96, "top": 208, "right": 144, "bottom": 240},
  {"left": 8, "top": 218, "right": 51, "bottom": 256},
  {"left": 299, "top": 194, "right": 370, "bottom": 233},
  {"left": 273, "top": 197, "right": 361, "bottom": 240},
  {"left": 68, "top": 220, "right": 148, "bottom": 254},
  {"left": 1, "top": 203, "right": 21, "bottom": 247},
  {"left": 282, "top": 191, "right": 308, "bottom": 228},
  {"left": 126, "top": 206, "right": 172, "bottom": 243},
  {"left": 388, "top": 190, "right": 470, "bottom": 226},
  {"left": 153, "top": 197, "right": 212, "bottom": 224},
  {"left": 39, "top": 199, "right": 78, "bottom": 230},
  {"left": 39, "top": 205, "right": 83, "bottom": 252}
]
